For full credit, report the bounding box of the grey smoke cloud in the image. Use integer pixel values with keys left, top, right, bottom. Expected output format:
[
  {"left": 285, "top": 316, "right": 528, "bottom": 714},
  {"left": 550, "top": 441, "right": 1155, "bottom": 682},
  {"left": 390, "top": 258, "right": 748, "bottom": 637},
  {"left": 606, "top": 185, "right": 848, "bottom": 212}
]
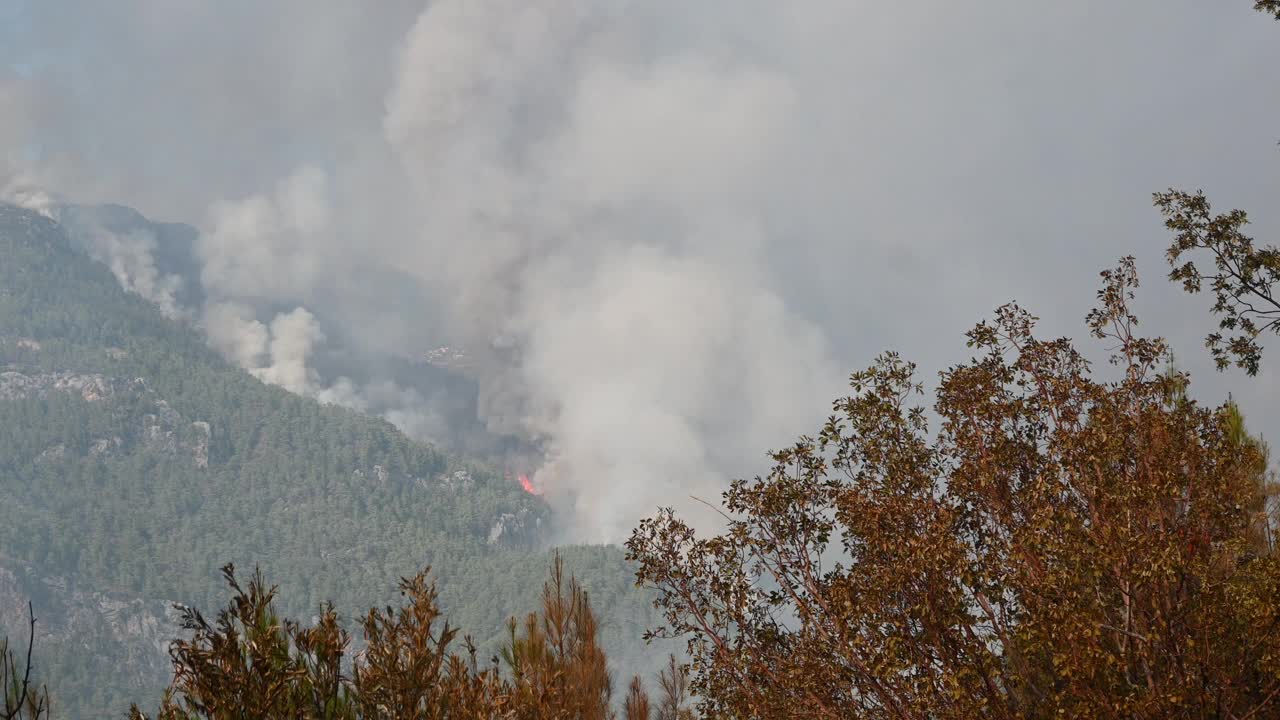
[
  {"left": 208, "top": 305, "right": 325, "bottom": 396},
  {"left": 372, "top": 0, "right": 848, "bottom": 539},
  {"left": 3, "top": 187, "right": 192, "bottom": 319},
  {"left": 199, "top": 166, "right": 332, "bottom": 304},
  {"left": 76, "top": 222, "right": 188, "bottom": 320},
  {"left": 2, "top": 1, "right": 1278, "bottom": 541},
  {"left": 203, "top": 302, "right": 271, "bottom": 370}
]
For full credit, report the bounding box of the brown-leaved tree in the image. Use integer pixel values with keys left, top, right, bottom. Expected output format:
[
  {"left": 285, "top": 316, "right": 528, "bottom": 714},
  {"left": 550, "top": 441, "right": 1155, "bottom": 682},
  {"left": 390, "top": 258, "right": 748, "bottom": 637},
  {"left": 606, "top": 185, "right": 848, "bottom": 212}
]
[
  {"left": 627, "top": 259, "right": 1280, "bottom": 719},
  {"left": 1153, "top": 2, "right": 1279, "bottom": 376},
  {"left": 129, "top": 557, "right": 690, "bottom": 719},
  {"left": 500, "top": 553, "right": 613, "bottom": 720},
  {"left": 1156, "top": 190, "right": 1280, "bottom": 376}
]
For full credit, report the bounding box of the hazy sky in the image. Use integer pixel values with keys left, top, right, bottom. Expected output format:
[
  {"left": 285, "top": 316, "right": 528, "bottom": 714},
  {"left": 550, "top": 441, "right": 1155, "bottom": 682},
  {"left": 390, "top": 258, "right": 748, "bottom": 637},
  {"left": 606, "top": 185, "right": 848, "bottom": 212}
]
[{"left": 2, "top": 1, "right": 1277, "bottom": 540}]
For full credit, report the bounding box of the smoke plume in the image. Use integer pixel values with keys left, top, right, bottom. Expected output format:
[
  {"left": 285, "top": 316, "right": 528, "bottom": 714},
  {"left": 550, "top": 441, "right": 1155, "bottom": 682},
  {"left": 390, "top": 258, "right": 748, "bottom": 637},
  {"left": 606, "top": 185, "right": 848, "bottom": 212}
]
[{"left": 3, "top": 0, "right": 1277, "bottom": 541}]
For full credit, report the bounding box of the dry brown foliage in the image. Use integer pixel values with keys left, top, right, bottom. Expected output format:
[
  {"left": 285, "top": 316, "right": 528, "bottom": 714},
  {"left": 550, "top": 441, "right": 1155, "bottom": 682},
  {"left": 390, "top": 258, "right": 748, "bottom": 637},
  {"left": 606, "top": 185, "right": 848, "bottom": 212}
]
[
  {"left": 129, "top": 556, "right": 691, "bottom": 720},
  {"left": 628, "top": 259, "right": 1280, "bottom": 719}
]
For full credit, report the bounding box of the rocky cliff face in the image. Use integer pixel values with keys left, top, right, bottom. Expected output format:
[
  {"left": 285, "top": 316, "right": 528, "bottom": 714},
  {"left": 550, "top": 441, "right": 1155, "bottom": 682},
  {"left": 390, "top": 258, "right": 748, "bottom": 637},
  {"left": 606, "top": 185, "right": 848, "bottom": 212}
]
[
  {"left": 0, "top": 368, "right": 211, "bottom": 469},
  {"left": 0, "top": 557, "right": 177, "bottom": 703},
  {"left": 488, "top": 507, "right": 544, "bottom": 546},
  {"left": 0, "top": 370, "right": 125, "bottom": 402}
]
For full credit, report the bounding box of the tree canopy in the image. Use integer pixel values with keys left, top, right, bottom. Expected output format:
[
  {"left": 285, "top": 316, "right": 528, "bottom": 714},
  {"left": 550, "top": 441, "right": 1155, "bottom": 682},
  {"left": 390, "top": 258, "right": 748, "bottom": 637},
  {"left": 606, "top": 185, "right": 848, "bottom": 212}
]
[
  {"left": 1156, "top": 190, "right": 1280, "bottom": 376},
  {"left": 128, "top": 557, "right": 691, "bottom": 720},
  {"left": 628, "top": 259, "right": 1280, "bottom": 718}
]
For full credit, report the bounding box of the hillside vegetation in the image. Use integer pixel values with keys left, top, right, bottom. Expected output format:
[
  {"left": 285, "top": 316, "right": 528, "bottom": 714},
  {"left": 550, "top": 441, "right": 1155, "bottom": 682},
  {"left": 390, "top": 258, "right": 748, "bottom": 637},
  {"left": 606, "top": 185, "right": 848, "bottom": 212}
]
[{"left": 0, "top": 204, "right": 665, "bottom": 717}]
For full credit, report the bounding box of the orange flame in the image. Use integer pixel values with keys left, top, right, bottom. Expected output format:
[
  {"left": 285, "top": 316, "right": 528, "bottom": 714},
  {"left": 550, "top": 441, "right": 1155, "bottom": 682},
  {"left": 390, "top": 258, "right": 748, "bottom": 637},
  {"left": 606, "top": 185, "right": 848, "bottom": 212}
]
[{"left": 518, "top": 473, "right": 541, "bottom": 495}]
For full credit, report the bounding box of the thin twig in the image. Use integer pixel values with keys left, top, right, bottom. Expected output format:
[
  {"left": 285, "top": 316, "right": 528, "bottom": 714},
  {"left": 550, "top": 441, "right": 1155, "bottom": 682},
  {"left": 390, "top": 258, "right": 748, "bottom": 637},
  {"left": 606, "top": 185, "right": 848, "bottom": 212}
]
[{"left": 2, "top": 602, "right": 38, "bottom": 720}]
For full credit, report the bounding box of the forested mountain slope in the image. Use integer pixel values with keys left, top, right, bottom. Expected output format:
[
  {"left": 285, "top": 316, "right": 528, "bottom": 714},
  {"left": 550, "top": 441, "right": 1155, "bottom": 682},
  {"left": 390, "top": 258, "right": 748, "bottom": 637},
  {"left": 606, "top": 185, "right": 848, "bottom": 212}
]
[{"left": 0, "top": 204, "right": 664, "bottom": 717}]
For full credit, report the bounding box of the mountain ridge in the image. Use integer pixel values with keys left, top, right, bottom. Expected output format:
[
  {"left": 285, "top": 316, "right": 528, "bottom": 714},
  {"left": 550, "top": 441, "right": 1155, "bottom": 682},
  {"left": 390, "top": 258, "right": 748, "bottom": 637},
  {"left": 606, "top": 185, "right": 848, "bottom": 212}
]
[{"left": 0, "top": 201, "right": 668, "bottom": 717}]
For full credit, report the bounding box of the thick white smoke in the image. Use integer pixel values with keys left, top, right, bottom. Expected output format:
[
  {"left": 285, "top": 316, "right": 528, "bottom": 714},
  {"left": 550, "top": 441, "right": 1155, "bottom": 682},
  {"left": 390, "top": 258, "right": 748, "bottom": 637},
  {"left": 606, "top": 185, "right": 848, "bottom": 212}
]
[
  {"left": 192, "top": 165, "right": 458, "bottom": 446},
  {"left": 73, "top": 222, "right": 189, "bottom": 320},
  {"left": 53, "top": 0, "right": 844, "bottom": 541},
  {"left": 9, "top": 1, "right": 1275, "bottom": 542},
  {"left": 199, "top": 167, "right": 331, "bottom": 305},
  {"left": 371, "top": 0, "right": 843, "bottom": 540},
  {"left": 12, "top": 0, "right": 845, "bottom": 541},
  {"left": 1, "top": 182, "right": 190, "bottom": 319},
  {"left": 205, "top": 304, "right": 325, "bottom": 395}
]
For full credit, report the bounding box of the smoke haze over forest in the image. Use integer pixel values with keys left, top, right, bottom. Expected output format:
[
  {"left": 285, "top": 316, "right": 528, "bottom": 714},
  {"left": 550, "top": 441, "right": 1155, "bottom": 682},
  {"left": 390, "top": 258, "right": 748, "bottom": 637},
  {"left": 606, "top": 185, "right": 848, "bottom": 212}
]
[{"left": 2, "top": 0, "right": 1278, "bottom": 541}]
